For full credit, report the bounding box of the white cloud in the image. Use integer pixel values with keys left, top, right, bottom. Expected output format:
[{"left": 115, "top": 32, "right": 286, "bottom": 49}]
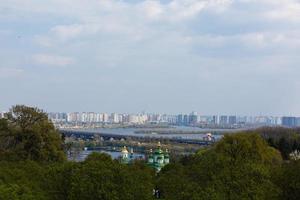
[
  {"left": 238, "top": 31, "right": 300, "bottom": 50},
  {"left": 51, "top": 24, "right": 86, "bottom": 40},
  {"left": 0, "top": 29, "right": 12, "bottom": 36},
  {"left": 1, "top": 0, "right": 298, "bottom": 27},
  {"left": 265, "top": 3, "right": 300, "bottom": 22},
  {"left": 49, "top": 21, "right": 135, "bottom": 41},
  {"left": 1, "top": 0, "right": 300, "bottom": 114},
  {"left": 238, "top": 0, "right": 300, "bottom": 22},
  {"left": 139, "top": 1, "right": 164, "bottom": 20},
  {"left": 0, "top": 0, "right": 231, "bottom": 22},
  {"left": 138, "top": 0, "right": 232, "bottom": 22},
  {"left": 140, "top": 0, "right": 208, "bottom": 21},
  {"left": 29, "top": 0, "right": 234, "bottom": 46},
  {"left": 0, "top": 67, "right": 24, "bottom": 78},
  {"left": 34, "top": 36, "right": 55, "bottom": 47},
  {"left": 32, "top": 54, "right": 75, "bottom": 67}
]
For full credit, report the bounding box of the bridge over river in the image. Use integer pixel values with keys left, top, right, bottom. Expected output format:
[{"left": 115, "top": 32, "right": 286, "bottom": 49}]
[{"left": 60, "top": 128, "right": 217, "bottom": 145}]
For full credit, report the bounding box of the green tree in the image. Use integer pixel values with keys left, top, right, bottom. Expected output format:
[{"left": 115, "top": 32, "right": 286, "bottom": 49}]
[
  {"left": 0, "top": 161, "right": 48, "bottom": 200},
  {"left": 42, "top": 162, "right": 78, "bottom": 200},
  {"left": 274, "top": 160, "right": 300, "bottom": 200},
  {"left": 253, "top": 127, "right": 300, "bottom": 159},
  {"left": 158, "top": 133, "right": 282, "bottom": 200},
  {"left": 210, "top": 133, "right": 282, "bottom": 200},
  {"left": 67, "top": 152, "right": 154, "bottom": 200},
  {"left": 0, "top": 184, "right": 35, "bottom": 200},
  {"left": 157, "top": 163, "right": 200, "bottom": 200},
  {"left": 0, "top": 105, "right": 65, "bottom": 162},
  {"left": 121, "top": 160, "right": 155, "bottom": 200}
]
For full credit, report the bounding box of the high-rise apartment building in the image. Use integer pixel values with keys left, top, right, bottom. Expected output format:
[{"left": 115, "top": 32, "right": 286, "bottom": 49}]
[
  {"left": 67, "top": 112, "right": 80, "bottom": 122},
  {"left": 102, "top": 113, "right": 109, "bottom": 123},
  {"left": 128, "top": 114, "right": 146, "bottom": 124},
  {"left": 48, "top": 112, "right": 67, "bottom": 122},
  {"left": 212, "top": 115, "right": 219, "bottom": 124},
  {"left": 296, "top": 117, "right": 300, "bottom": 127},
  {"left": 282, "top": 117, "right": 297, "bottom": 127},
  {"left": 176, "top": 114, "right": 184, "bottom": 125},
  {"left": 219, "top": 116, "right": 228, "bottom": 125},
  {"left": 167, "top": 115, "right": 177, "bottom": 124},
  {"left": 228, "top": 116, "right": 237, "bottom": 125},
  {"left": 189, "top": 112, "right": 198, "bottom": 125},
  {"left": 111, "top": 113, "right": 119, "bottom": 123},
  {"left": 183, "top": 114, "right": 190, "bottom": 126}
]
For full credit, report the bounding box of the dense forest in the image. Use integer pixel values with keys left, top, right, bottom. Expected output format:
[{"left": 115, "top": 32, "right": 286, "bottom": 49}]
[{"left": 0, "top": 105, "right": 300, "bottom": 200}]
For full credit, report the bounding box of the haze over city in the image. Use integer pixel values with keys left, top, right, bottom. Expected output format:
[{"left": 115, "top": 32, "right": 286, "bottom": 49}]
[{"left": 1, "top": 0, "right": 300, "bottom": 115}]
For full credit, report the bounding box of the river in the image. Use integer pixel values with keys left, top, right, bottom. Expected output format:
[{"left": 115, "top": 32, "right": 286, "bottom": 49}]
[{"left": 72, "top": 126, "right": 241, "bottom": 140}]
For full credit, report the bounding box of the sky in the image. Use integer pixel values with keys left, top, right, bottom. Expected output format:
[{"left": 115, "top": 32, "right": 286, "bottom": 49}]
[{"left": 0, "top": 0, "right": 300, "bottom": 115}]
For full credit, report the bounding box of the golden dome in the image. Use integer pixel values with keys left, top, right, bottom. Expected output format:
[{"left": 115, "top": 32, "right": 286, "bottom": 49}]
[
  {"left": 157, "top": 141, "right": 161, "bottom": 148},
  {"left": 121, "top": 146, "right": 128, "bottom": 153}
]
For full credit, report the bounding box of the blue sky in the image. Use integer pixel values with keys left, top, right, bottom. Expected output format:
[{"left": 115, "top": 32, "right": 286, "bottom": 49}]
[{"left": 0, "top": 0, "right": 300, "bottom": 115}]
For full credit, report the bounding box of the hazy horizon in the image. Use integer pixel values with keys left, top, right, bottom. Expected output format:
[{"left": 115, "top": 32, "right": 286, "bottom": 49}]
[
  {"left": 1, "top": 104, "right": 299, "bottom": 117},
  {"left": 1, "top": 0, "right": 300, "bottom": 115}
]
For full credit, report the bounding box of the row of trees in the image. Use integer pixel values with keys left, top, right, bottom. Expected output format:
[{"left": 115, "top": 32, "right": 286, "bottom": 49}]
[
  {"left": 0, "top": 105, "right": 299, "bottom": 200},
  {"left": 251, "top": 127, "right": 300, "bottom": 159},
  {"left": 0, "top": 155, "right": 154, "bottom": 200},
  {"left": 158, "top": 133, "right": 291, "bottom": 200}
]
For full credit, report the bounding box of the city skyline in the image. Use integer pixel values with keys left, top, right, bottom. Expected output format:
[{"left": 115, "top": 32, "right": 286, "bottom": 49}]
[
  {"left": 1, "top": 105, "right": 300, "bottom": 117},
  {"left": 45, "top": 111, "right": 300, "bottom": 128},
  {"left": 3, "top": 108, "right": 299, "bottom": 127},
  {"left": 1, "top": 0, "right": 300, "bottom": 115}
]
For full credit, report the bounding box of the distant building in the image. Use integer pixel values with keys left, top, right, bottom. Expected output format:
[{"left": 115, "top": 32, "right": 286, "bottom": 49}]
[
  {"left": 151, "top": 114, "right": 162, "bottom": 122},
  {"left": 219, "top": 116, "right": 228, "bottom": 125},
  {"left": 228, "top": 116, "right": 237, "bottom": 125},
  {"left": 183, "top": 114, "right": 189, "bottom": 126},
  {"left": 67, "top": 112, "right": 80, "bottom": 122},
  {"left": 102, "top": 113, "right": 109, "bottom": 123},
  {"left": 282, "top": 117, "right": 297, "bottom": 127},
  {"left": 120, "top": 146, "right": 134, "bottom": 164},
  {"left": 110, "top": 113, "right": 119, "bottom": 123},
  {"left": 189, "top": 112, "right": 198, "bottom": 125},
  {"left": 81, "top": 112, "right": 96, "bottom": 123},
  {"left": 48, "top": 112, "right": 67, "bottom": 122},
  {"left": 203, "top": 133, "right": 215, "bottom": 141},
  {"left": 176, "top": 114, "right": 184, "bottom": 126},
  {"left": 147, "top": 142, "right": 170, "bottom": 172},
  {"left": 95, "top": 113, "right": 102, "bottom": 122},
  {"left": 254, "top": 116, "right": 273, "bottom": 125},
  {"left": 295, "top": 117, "right": 300, "bottom": 127},
  {"left": 167, "top": 115, "right": 177, "bottom": 124},
  {"left": 212, "top": 115, "right": 219, "bottom": 125},
  {"left": 246, "top": 116, "right": 254, "bottom": 124},
  {"left": 237, "top": 116, "right": 247, "bottom": 124},
  {"left": 126, "top": 114, "right": 147, "bottom": 124},
  {"left": 129, "top": 114, "right": 138, "bottom": 124},
  {"left": 118, "top": 114, "right": 124, "bottom": 123},
  {"left": 160, "top": 114, "right": 169, "bottom": 123}
]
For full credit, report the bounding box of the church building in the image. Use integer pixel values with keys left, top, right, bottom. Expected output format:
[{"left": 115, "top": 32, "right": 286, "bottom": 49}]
[
  {"left": 120, "top": 142, "right": 170, "bottom": 172},
  {"left": 147, "top": 142, "right": 170, "bottom": 172}
]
